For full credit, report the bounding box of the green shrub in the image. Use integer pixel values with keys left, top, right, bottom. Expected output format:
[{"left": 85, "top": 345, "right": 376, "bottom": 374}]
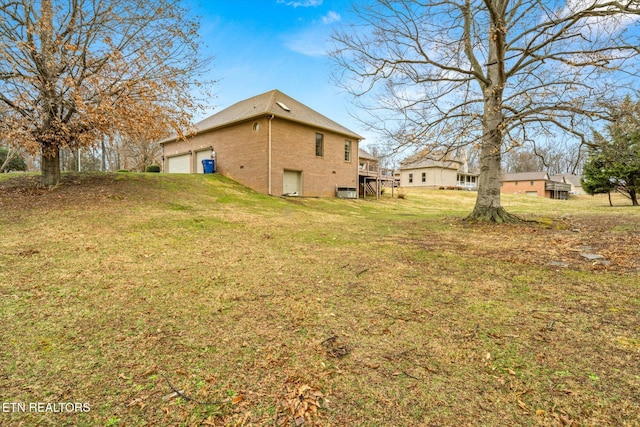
[
  {"left": 0, "top": 147, "right": 27, "bottom": 172},
  {"left": 117, "top": 169, "right": 130, "bottom": 173},
  {"left": 145, "top": 164, "right": 161, "bottom": 173}
]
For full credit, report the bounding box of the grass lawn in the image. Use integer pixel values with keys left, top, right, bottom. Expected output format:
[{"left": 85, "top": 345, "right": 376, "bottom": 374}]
[{"left": 1, "top": 172, "right": 638, "bottom": 426}]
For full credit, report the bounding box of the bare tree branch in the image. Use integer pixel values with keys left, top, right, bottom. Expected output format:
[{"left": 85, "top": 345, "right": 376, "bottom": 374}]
[{"left": 331, "top": 0, "right": 640, "bottom": 221}]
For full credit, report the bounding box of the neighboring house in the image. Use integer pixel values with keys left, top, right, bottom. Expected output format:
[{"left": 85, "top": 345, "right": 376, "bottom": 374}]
[
  {"left": 358, "top": 148, "right": 394, "bottom": 198},
  {"left": 456, "top": 167, "right": 479, "bottom": 190},
  {"left": 160, "top": 90, "right": 363, "bottom": 197},
  {"left": 398, "top": 153, "right": 463, "bottom": 189},
  {"left": 551, "top": 173, "right": 585, "bottom": 195},
  {"left": 501, "top": 171, "right": 571, "bottom": 199}
]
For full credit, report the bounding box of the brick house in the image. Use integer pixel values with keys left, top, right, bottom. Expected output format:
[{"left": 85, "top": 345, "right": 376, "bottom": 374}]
[
  {"left": 501, "top": 171, "right": 571, "bottom": 199},
  {"left": 160, "top": 90, "right": 363, "bottom": 197}
]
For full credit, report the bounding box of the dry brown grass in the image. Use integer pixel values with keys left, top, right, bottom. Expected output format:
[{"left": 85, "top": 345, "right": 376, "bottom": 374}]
[{"left": 1, "top": 173, "right": 639, "bottom": 426}]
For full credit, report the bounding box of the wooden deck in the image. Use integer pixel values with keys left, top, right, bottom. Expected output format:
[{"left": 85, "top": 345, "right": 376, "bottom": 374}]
[{"left": 358, "top": 162, "right": 396, "bottom": 199}]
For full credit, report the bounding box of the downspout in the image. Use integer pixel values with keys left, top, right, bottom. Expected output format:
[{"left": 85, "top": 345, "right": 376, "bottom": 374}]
[{"left": 268, "top": 115, "right": 274, "bottom": 195}]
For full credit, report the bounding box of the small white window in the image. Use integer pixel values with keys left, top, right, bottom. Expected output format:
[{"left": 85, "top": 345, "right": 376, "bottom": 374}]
[{"left": 344, "top": 140, "right": 351, "bottom": 162}]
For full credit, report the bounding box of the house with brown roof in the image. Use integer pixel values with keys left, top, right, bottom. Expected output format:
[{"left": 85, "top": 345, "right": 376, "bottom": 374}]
[
  {"left": 501, "top": 171, "right": 571, "bottom": 199},
  {"left": 160, "top": 90, "right": 363, "bottom": 197}
]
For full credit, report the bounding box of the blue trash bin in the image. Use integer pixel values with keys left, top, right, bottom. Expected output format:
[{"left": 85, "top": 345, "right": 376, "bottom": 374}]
[{"left": 202, "top": 159, "right": 215, "bottom": 174}]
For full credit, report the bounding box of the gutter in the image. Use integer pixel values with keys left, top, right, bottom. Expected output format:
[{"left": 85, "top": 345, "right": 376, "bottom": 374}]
[{"left": 268, "top": 114, "right": 274, "bottom": 195}]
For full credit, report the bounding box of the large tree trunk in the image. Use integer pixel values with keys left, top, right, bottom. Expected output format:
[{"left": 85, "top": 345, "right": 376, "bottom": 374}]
[
  {"left": 465, "top": 0, "right": 520, "bottom": 223},
  {"left": 466, "top": 135, "right": 519, "bottom": 222},
  {"left": 630, "top": 188, "right": 638, "bottom": 206},
  {"left": 41, "top": 148, "right": 61, "bottom": 186},
  {"left": 38, "top": 0, "right": 61, "bottom": 187}
]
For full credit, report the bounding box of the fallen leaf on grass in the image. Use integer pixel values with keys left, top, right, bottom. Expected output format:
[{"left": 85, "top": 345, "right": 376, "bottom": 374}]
[
  {"left": 127, "top": 398, "right": 146, "bottom": 409},
  {"left": 162, "top": 391, "right": 184, "bottom": 401},
  {"left": 276, "top": 384, "right": 324, "bottom": 426},
  {"left": 517, "top": 399, "right": 529, "bottom": 413},
  {"left": 232, "top": 395, "right": 244, "bottom": 405},
  {"left": 143, "top": 366, "right": 157, "bottom": 376}
]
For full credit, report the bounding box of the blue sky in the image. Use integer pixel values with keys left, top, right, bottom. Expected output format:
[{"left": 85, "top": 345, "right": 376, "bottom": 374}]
[{"left": 189, "top": 0, "right": 376, "bottom": 146}]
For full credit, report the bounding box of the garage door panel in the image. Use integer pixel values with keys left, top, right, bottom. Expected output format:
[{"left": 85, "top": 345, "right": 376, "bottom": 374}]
[
  {"left": 283, "top": 170, "right": 302, "bottom": 195},
  {"left": 167, "top": 154, "right": 191, "bottom": 173}
]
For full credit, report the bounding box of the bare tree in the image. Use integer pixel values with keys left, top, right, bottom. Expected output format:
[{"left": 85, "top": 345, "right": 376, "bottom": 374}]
[
  {"left": 0, "top": 0, "right": 211, "bottom": 185},
  {"left": 123, "top": 134, "right": 162, "bottom": 172},
  {"left": 332, "top": 0, "right": 640, "bottom": 221},
  {"left": 503, "top": 143, "right": 587, "bottom": 174}
]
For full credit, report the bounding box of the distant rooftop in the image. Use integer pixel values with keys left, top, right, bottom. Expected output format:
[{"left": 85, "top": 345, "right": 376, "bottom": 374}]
[
  {"left": 501, "top": 171, "right": 550, "bottom": 181},
  {"left": 358, "top": 148, "right": 378, "bottom": 161},
  {"left": 400, "top": 149, "right": 463, "bottom": 171}
]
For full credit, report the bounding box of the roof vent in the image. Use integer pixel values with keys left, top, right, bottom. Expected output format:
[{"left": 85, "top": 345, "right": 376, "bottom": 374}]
[{"left": 276, "top": 101, "right": 291, "bottom": 112}]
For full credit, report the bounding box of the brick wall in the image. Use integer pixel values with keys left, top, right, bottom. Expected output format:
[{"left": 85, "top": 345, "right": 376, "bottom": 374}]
[
  {"left": 162, "top": 116, "right": 358, "bottom": 197},
  {"left": 500, "top": 179, "right": 547, "bottom": 196},
  {"left": 271, "top": 118, "right": 357, "bottom": 197}
]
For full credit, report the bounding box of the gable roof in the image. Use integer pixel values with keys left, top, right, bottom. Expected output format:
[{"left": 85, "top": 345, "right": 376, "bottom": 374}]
[
  {"left": 161, "top": 89, "right": 363, "bottom": 143},
  {"left": 551, "top": 173, "right": 583, "bottom": 187},
  {"left": 501, "top": 171, "right": 550, "bottom": 182},
  {"left": 359, "top": 148, "right": 378, "bottom": 161},
  {"left": 400, "top": 152, "right": 462, "bottom": 171}
]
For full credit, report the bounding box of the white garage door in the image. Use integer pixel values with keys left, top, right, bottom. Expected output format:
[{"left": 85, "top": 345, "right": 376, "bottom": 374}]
[
  {"left": 195, "top": 150, "right": 211, "bottom": 174},
  {"left": 283, "top": 170, "right": 302, "bottom": 195},
  {"left": 167, "top": 154, "right": 191, "bottom": 173}
]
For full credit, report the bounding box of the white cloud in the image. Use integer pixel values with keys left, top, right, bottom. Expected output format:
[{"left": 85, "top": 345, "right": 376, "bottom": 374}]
[
  {"left": 277, "top": 0, "right": 322, "bottom": 7},
  {"left": 284, "top": 30, "right": 330, "bottom": 57},
  {"left": 281, "top": 10, "right": 341, "bottom": 56},
  {"left": 558, "top": 0, "right": 640, "bottom": 31},
  {"left": 321, "top": 11, "right": 341, "bottom": 24}
]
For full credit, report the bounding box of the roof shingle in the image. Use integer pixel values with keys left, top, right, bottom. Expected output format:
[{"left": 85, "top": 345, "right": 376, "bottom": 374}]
[{"left": 162, "top": 89, "right": 363, "bottom": 143}]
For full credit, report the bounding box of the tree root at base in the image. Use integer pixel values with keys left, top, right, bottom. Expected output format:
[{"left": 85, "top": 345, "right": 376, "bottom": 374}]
[{"left": 464, "top": 206, "right": 524, "bottom": 224}]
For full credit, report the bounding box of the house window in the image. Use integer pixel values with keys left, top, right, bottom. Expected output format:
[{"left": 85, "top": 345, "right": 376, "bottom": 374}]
[
  {"left": 530, "top": 181, "right": 534, "bottom": 185},
  {"left": 422, "top": 172, "right": 426, "bottom": 183},
  {"left": 409, "top": 173, "right": 413, "bottom": 183},
  {"left": 344, "top": 140, "right": 351, "bottom": 162},
  {"left": 315, "top": 133, "right": 324, "bottom": 157}
]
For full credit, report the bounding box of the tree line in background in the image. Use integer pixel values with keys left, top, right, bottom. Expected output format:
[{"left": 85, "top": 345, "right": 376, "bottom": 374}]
[{"left": 1, "top": 135, "right": 161, "bottom": 173}]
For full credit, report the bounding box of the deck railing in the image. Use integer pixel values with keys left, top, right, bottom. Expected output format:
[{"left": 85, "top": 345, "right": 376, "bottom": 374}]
[
  {"left": 545, "top": 181, "right": 571, "bottom": 192},
  {"left": 359, "top": 162, "right": 394, "bottom": 178}
]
